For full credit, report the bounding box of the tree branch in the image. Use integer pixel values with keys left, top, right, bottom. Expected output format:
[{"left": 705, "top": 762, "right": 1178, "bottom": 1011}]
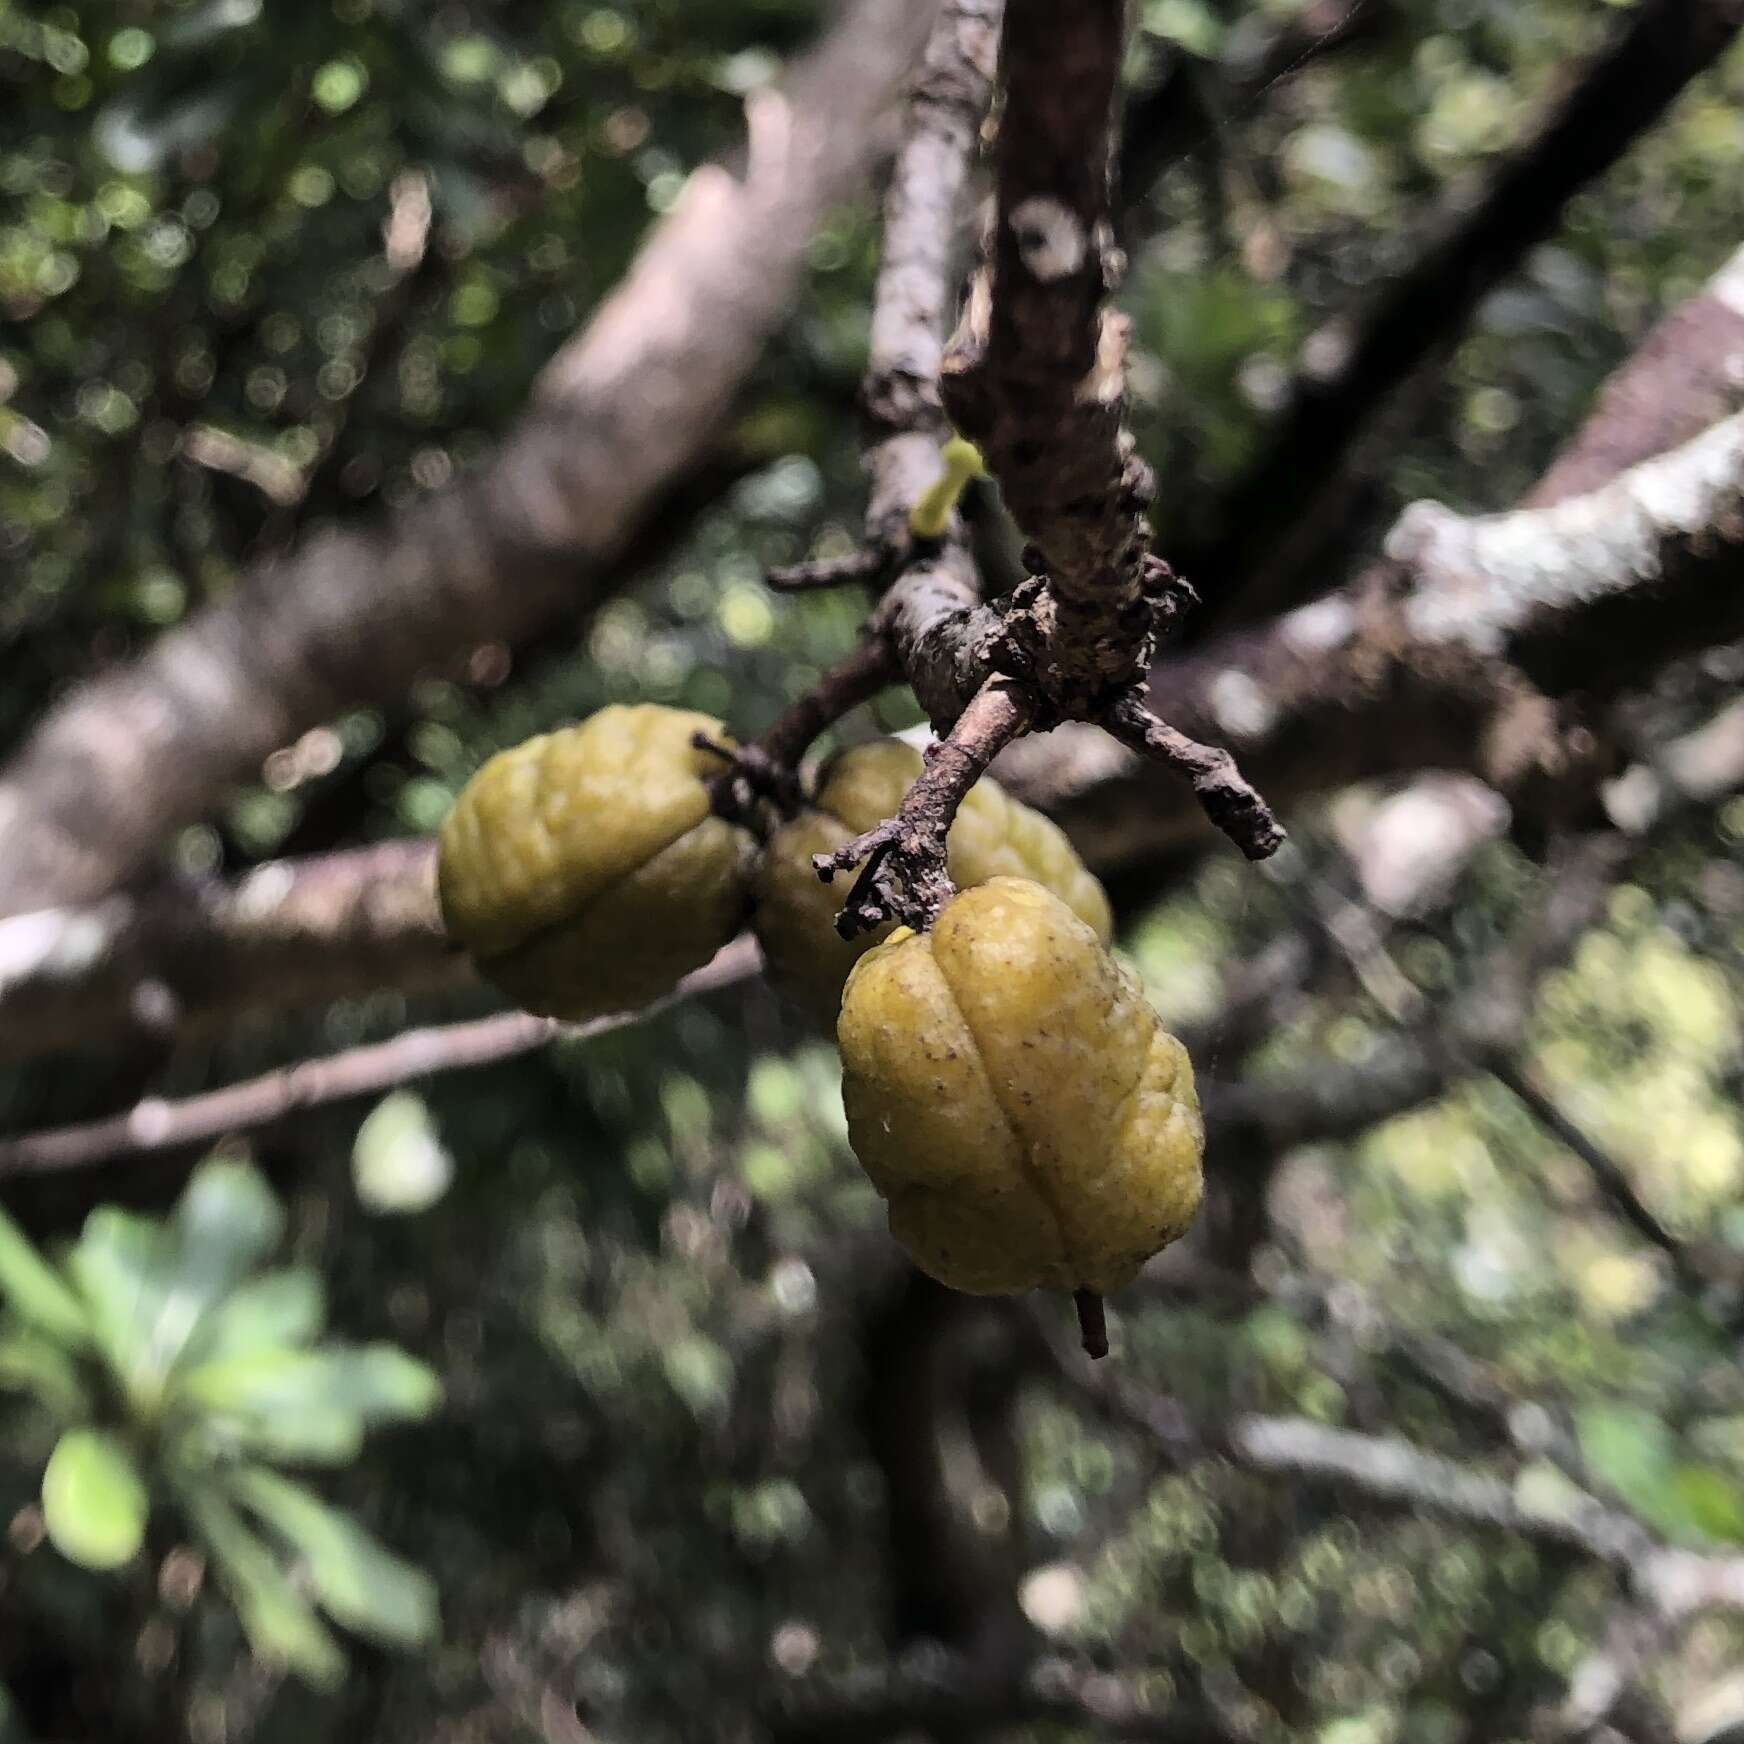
[
  {"left": 0, "top": 0, "right": 944, "bottom": 918},
  {"left": 0, "top": 939, "right": 760, "bottom": 1177},
  {"left": 941, "top": 0, "right": 1157, "bottom": 709},
  {"left": 0, "top": 840, "right": 456, "bottom": 1063},
  {"left": 1005, "top": 397, "right": 1744, "bottom": 870},
  {"left": 1177, "top": 0, "right": 1744, "bottom": 633},
  {"left": 814, "top": 673, "right": 1034, "bottom": 934},
  {"left": 1525, "top": 241, "right": 1744, "bottom": 507},
  {"left": 1045, "top": 1345, "right": 1744, "bottom": 1629}
]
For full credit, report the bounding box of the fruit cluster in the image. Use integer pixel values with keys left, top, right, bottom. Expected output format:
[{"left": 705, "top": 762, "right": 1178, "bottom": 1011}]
[{"left": 438, "top": 705, "right": 1204, "bottom": 1312}]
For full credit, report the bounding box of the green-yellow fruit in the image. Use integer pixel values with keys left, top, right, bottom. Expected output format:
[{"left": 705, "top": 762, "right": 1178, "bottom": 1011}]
[
  {"left": 437, "top": 704, "right": 755, "bottom": 1020},
  {"left": 837, "top": 876, "right": 1203, "bottom": 1296},
  {"left": 753, "top": 738, "right": 1112, "bottom": 1024}
]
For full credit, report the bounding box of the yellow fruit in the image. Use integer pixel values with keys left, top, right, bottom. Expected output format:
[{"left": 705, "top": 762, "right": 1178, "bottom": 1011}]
[
  {"left": 753, "top": 738, "right": 1112, "bottom": 1023},
  {"left": 437, "top": 704, "right": 755, "bottom": 1019},
  {"left": 838, "top": 877, "right": 1203, "bottom": 1296}
]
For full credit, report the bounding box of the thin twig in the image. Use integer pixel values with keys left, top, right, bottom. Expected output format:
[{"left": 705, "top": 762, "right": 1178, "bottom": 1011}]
[
  {"left": 814, "top": 674, "right": 1035, "bottom": 935},
  {"left": 1073, "top": 1288, "right": 1109, "bottom": 1360},
  {"left": 703, "top": 633, "right": 898, "bottom": 817},
  {"left": 767, "top": 548, "right": 891, "bottom": 592},
  {"left": 0, "top": 939, "right": 762, "bottom": 1177},
  {"left": 1105, "top": 693, "right": 1285, "bottom": 861}
]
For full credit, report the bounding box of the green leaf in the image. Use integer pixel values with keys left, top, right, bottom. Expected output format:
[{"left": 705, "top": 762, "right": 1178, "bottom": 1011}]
[
  {"left": 173, "top": 1157, "right": 285, "bottom": 1295},
  {"left": 179, "top": 1484, "right": 346, "bottom": 1691},
  {"left": 68, "top": 1167, "right": 290, "bottom": 1408},
  {"left": 1144, "top": 0, "right": 1222, "bottom": 58},
  {"left": 0, "top": 1207, "right": 91, "bottom": 1350},
  {"left": 228, "top": 1467, "right": 439, "bottom": 1648},
  {"left": 64, "top": 1209, "right": 178, "bottom": 1406},
  {"left": 203, "top": 1406, "right": 367, "bottom": 1468},
  {"left": 40, "top": 1429, "right": 148, "bottom": 1571},
  {"left": 1576, "top": 1402, "right": 1708, "bottom": 1540},
  {"left": 0, "top": 1329, "right": 91, "bottom": 1420},
  {"left": 1576, "top": 1402, "right": 1673, "bottom": 1504},
  {"left": 1672, "top": 1464, "right": 1744, "bottom": 1544},
  {"left": 352, "top": 1092, "right": 453, "bottom": 1214},
  {"left": 180, "top": 1344, "right": 441, "bottom": 1429},
  {"left": 180, "top": 1268, "right": 325, "bottom": 1368}
]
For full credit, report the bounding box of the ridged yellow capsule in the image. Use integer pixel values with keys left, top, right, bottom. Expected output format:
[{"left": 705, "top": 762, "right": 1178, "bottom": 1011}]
[
  {"left": 753, "top": 739, "right": 1112, "bottom": 1024},
  {"left": 437, "top": 705, "right": 755, "bottom": 1019},
  {"left": 838, "top": 877, "right": 1203, "bottom": 1296}
]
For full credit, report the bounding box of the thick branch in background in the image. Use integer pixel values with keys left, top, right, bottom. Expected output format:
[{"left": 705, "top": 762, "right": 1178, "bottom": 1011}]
[
  {"left": 1175, "top": 0, "right": 1744, "bottom": 634},
  {"left": 0, "top": 839, "right": 455, "bottom": 1064},
  {"left": 1525, "top": 243, "right": 1744, "bottom": 507},
  {"left": 0, "top": 0, "right": 943, "bottom": 919},
  {"left": 1010, "top": 237, "right": 1744, "bottom": 869}
]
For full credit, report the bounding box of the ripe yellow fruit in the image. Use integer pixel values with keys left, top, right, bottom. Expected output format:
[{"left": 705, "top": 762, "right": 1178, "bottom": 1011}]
[
  {"left": 437, "top": 704, "right": 755, "bottom": 1020},
  {"left": 753, "top": 738, "right": 1112, "bottom": 1023},
  {"left": 838, "top": 877, "right": 1203, "bottom": 1296}
]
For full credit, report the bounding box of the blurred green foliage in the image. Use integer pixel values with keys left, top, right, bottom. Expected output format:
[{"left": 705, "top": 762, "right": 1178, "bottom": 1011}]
[{"left": 0, "top": 1158, "right": 440, "bottom": 1690}]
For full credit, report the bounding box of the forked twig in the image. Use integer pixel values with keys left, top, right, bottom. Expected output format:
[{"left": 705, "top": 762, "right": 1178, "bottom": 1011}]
[{"left": 813, "top": 675, "right": 1035, "bottom": 934}]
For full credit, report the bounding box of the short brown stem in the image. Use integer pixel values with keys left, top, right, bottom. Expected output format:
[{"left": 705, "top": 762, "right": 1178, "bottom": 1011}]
[
  {"left": 708, "top": 634, "right": 898, "bottom": 820},
  {"left": 1074, "top": 1289, "right": 1108, "bottom": 1360}
]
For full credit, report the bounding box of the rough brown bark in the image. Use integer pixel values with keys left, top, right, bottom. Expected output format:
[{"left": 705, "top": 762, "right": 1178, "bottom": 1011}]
[{"left": 941, "top": 0, "right": 1155, "bottom": 712}]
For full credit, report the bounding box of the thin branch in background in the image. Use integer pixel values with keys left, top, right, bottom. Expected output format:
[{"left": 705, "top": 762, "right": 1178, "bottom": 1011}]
[
  {"left": 1261, "top": 833, "right": 1731, "bottom": 1305},
  {"left": 1485, "top": 1053, "right": 1713, "bottom": 1300},
  {"left": 766, "top": 547, "right": 890, "bottom": 592},
  {"left": 768, "top": 1651, "right": 1236, "bottom": 1744},
  {"left": 0, "top": 838, "right": 459, "bottom": 1065},
  {"left": 181, "top": 426, "right": 308, "bottom": 508},
  {"left": 1031, "top": 1316, "right": 1744, "bottom": 1627},
  {"left": 275, "top": 167, "right": 439, "bottom": 530},
  {"left": 1117, "top": 0, "right": 1393, "bottom": 224},
  {"left": 0, "top": 939, "right": 762, "bottom": 1179}
]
